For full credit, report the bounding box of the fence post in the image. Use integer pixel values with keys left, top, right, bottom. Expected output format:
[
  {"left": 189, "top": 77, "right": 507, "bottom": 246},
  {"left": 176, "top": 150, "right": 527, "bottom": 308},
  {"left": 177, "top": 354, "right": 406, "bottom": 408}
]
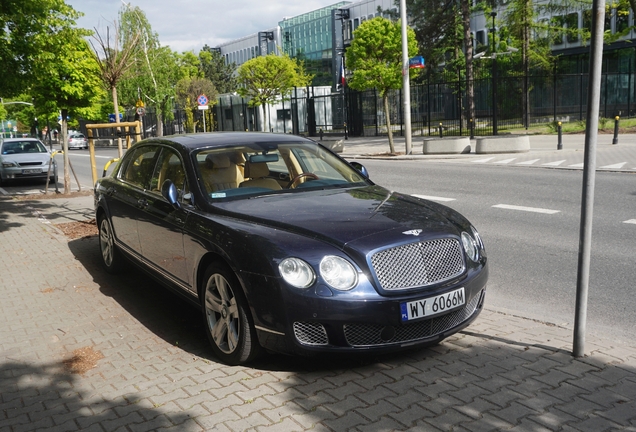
[{"left": 612, "top": 116, "right": 619, "bottom": 144}]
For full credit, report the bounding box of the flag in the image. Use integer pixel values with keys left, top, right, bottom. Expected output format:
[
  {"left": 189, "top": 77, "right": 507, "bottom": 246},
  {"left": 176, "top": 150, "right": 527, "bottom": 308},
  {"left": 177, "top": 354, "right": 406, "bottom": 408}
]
[{"left": 339, "top": 56, "right": 346, "bottom": 89}]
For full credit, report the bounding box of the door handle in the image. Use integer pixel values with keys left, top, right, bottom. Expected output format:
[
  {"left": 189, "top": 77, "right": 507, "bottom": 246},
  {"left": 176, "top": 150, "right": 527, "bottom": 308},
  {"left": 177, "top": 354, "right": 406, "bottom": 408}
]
[
  {"left": 137, "top": 198, "right": 148, "bottom": 209},
  {"left": 106, "top": 187, "right": 116, "bottom": 196}
]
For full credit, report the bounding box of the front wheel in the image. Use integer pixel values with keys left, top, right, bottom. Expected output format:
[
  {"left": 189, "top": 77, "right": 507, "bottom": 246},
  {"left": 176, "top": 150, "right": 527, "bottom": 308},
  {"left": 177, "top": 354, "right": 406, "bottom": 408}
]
[
  {"left": 98, "top": 215, "right": 124, "bottom": 273},
  {"left": 202, "top": 263, "right": 261, "bottom": 365}
]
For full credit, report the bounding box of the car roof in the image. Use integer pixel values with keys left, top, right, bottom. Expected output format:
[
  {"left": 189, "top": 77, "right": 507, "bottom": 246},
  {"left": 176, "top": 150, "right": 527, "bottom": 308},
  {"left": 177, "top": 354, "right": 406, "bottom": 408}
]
[
  {"left": 146, "top": 132, "right": 314, "bottom": 151},
  {"left": 2, "top": 138, "right": 40, "bottom": 143}
]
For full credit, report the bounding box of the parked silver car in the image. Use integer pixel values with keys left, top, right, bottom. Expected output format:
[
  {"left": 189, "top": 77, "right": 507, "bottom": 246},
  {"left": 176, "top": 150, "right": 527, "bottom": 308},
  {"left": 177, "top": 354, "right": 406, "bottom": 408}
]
[
  {"left": 68, "top": 133, "right": 88, "bottom": 149},
  {"left": 0, "top": 138, "right": 58, "bottom": 185}
]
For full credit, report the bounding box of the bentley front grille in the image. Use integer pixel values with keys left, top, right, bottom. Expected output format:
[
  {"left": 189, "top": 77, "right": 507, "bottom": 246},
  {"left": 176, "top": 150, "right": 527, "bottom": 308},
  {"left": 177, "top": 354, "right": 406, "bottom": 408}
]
[
  {"left": 370, "top": 238, "right": 465, "bottom": 291},
  {"left": 343, "top": 290, "right": 482, "bottom": 347},
  {"left": 293, "top": 321, "right": 329, "bottom": 346}
]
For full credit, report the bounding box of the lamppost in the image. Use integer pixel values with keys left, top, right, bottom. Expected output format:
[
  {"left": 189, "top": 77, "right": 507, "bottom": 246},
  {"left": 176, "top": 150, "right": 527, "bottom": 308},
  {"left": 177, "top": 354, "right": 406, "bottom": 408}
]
[{"left": 490, "top": 11, "right": 498, "bottom": 135}]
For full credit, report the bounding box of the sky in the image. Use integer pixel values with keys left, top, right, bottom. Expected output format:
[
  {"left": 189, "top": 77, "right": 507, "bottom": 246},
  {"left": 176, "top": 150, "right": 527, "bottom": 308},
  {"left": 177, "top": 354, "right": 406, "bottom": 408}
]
[{"left": 66, "top": 0, "right": 345, "bottom": 53}]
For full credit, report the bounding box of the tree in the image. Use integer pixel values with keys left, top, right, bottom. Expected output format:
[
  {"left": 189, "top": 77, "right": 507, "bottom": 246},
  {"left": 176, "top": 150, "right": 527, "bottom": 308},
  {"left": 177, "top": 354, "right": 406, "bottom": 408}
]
[
  {"left": 200, "top": 45, "right": 238, "bottom": 94},
  {"left": 236, "top": 54, "right": 312, "bottom": 132},
  {"left": 346, "top": 17, "right": 418, "bottom": 153},
  {"left": 403, "top": 0, "right": 457, "bottom": 76},
  {"left": 0, "top": 0, "right": 81, "bottom": 97},
  {"left": 118, "top": 4, "right": 180, "bottom": 137},
  {"left": 89, "top": 24, "right": 141, "bottom": 156},
  {"left": 175, "top": 77, "right": 217, "bottom": 133},
  {"left": 30, "top": 29, "right": 103, "bottom": 194}
]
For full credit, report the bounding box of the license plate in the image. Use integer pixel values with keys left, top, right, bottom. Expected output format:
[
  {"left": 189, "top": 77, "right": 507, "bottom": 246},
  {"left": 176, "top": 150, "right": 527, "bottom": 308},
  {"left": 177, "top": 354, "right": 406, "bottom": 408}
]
[
  {"left": 400, "top": 287, "right": 465, "bottom": 322},
  {"left": 22, "top": 168, "right": 42, "bottom": 174}
]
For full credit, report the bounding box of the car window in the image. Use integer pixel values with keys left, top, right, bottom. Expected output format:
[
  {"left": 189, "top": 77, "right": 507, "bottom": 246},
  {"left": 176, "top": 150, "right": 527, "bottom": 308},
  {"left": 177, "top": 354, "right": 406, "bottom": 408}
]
[
  {"left": 1, "top": 140, "right": 47, "bottom": 154},
  {"left": 195, "top": 142, "right": 368, "bottom": 201},
  {"left": 119, "top": 145, "right": 159, "bottom": 189},
  {"left": 150, "top": 148, "right": 190, "bottom": 202}
]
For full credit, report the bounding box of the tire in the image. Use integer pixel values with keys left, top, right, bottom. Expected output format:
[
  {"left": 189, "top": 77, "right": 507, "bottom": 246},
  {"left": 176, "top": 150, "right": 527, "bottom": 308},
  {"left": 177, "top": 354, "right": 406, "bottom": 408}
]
[
  {"left": 201, "top": 263, "right": 261, "bottom": 365},
  {"left": 98, "top": 214, "right": 124, "bottom": 273}
]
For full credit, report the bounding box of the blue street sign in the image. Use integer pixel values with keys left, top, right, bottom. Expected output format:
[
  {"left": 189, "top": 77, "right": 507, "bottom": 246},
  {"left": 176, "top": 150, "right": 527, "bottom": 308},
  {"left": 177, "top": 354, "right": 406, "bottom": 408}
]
[{"left": 409, "top": 56, "right": 426, "bottom": 69}]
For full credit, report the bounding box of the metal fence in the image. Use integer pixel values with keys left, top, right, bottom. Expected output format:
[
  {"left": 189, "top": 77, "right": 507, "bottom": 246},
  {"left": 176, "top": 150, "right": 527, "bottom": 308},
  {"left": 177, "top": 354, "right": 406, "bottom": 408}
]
[
  {"left": 88, "top": 70, "right": 634, "bottom": 140},
  {"left": 347, "top": 71, "right": 636, "bottom": 138}
]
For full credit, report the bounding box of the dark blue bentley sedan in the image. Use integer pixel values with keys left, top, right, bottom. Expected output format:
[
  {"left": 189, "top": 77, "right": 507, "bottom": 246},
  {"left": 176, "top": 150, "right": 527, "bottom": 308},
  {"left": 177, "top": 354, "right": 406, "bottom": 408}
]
[{"left": 95, "top": 132, "right": 488, "bottom": 365}]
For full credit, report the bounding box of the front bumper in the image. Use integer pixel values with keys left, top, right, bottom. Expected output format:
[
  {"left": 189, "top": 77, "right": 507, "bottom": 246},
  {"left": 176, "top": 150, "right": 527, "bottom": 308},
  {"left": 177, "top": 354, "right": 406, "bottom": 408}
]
[
  {"left": 251, "top": 264, "right": 488, "bottom": 356},
  {"left": 1, "top": 165, "right": 56, "bottom": 181}
]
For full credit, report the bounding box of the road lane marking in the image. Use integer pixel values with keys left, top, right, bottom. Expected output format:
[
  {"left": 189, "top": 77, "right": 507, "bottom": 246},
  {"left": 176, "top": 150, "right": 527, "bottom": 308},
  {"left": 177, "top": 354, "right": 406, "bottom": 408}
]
[
  {"left": 495, "top": 158, "right": 517, "bottom": 164},
  {"left": 624, "top": 219, "right": 636, "bottom": 225},
  {"left": 67, "top": 153, "right": 113, "bottom": 159},
  {"left": 492, "top": 204, "right": 561, "bottom": 214},
  {"left": 599, "top": 162, "right": 627, "bottom": 169},
  {"left": 472, "top": 157, "right": 495, "bottom": 163},
  {"left": 568, "top": 163, "right": 584, "bottom": 168},
  {"left": 412, "top": 194, "right": 456, "bottom": 202},
  {"left": 542, "top": 160, "right": 566, "bottom": 166},
  {"left": 516, "top": 159, "right": 540, "bottom": 165}
]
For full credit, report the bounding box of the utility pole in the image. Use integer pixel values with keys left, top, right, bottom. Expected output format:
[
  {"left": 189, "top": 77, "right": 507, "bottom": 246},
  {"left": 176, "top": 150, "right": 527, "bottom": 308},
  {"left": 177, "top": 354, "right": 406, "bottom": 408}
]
[
  {"left": 573, "top": 0, "right": 605, "bottom": 358},
  {"left": 400, "top": 0, "right": 412, "bottom": 155}
]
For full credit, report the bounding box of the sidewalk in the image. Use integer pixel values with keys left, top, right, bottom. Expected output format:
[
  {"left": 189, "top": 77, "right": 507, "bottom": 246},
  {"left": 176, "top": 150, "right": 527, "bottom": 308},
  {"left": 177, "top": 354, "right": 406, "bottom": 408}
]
[
  {"left": 336, "top": 132, "right": 636, "bottom": 164},
  {"left": 1, "top": 194, "right": 635, "bottom": 431}
]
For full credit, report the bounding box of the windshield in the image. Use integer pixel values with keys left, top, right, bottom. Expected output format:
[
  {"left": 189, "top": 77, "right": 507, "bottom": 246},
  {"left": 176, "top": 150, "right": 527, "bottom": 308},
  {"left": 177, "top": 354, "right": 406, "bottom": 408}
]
[
  {"left": 1, "top": 140, "right": 48, "bottom": 154},
  {"left": 194, "top": 141, "right": 368, "bottom": 201}
]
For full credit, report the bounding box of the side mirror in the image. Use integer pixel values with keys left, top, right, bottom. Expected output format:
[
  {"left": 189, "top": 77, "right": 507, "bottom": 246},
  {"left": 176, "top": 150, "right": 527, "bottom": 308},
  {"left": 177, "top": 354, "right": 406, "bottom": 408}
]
[
  {"left": 161, "top": 179, "right": 181, "bottom": 210},
  {"left": 350, "top": 162, "right": 369, "bottom": 178}
]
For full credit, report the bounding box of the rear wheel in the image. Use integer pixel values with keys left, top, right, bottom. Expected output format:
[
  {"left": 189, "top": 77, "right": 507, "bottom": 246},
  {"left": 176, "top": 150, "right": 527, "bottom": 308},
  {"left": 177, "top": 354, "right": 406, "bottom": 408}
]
[
  {"left": 202, "top": 263, "right": 261, "bottom": 365},
  {"left": 98, "top": 214, "right": 124, "bottom": 273}
]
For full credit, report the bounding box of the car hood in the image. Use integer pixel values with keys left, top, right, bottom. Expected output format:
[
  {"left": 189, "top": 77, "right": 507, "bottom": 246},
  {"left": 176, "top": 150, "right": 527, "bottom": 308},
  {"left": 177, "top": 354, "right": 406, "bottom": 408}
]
[
  {"left": 212, "top": 185, "right": 464, "bottom": 249},
  {"left": 1, "top": 153, "right": 51, "bottom": 163}
]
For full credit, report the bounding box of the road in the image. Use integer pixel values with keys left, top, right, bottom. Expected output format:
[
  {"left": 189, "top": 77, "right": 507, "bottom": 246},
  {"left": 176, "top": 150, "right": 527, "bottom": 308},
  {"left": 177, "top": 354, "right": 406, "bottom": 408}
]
[
  {"left": 2, "top": 147, "right": 634, "bottom": 344},
  {"left": 359, "top": 158, "right": 636, "bottom": 344}
]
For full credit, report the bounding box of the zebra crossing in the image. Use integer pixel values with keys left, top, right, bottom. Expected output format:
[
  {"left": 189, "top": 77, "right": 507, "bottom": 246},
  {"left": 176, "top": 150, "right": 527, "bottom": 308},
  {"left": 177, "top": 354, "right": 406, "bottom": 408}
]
[{"left": 469, "top": 155, "right": 636, "bottom": 171}]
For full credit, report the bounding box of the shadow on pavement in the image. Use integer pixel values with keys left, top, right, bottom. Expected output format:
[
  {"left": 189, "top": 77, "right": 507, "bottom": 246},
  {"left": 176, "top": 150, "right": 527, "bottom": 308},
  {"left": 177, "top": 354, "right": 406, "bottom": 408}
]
[
  {"left": 0, "top": 360, "right": 197, "bottom": 431},
  {"left": 67, "top": 235, "right": 213, "bottom": 360},
  {"left": 63, "top": 233, "right": 636, "bottom": 430}
]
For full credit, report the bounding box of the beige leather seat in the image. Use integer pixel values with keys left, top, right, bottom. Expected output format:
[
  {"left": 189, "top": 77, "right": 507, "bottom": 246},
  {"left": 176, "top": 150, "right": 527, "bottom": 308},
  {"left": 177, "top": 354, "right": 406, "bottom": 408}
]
[
  {"left": 201, "top": 154, "right": 242, "bottom": 193},
  {"left": 240, "top": 161, "right": 282, "bottom": 190}
]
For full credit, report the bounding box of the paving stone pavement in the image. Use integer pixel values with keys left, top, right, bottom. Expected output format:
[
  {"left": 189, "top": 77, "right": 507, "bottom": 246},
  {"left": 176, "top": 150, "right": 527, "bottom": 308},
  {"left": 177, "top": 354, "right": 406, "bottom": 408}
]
[{"left": 1, "top": 194, "right": 635, "bottom": 432}]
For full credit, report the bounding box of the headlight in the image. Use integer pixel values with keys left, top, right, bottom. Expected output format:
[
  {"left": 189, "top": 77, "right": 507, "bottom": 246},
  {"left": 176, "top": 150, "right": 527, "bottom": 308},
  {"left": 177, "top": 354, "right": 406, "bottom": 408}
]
[
  {"left": 471, "top": 226, "right": 485, "bottom": 251},
  {"left": 461, "top": 231, "right": 479, "bottom": 262},
  {"left": 320, "top": 255, "right": 357, "bottom": 291},
  {"left": 2, "top": 161, "right": 17, "bottom": 168},
  {"left": 279, "top": 257, "right": 315, "bottom": 288}
]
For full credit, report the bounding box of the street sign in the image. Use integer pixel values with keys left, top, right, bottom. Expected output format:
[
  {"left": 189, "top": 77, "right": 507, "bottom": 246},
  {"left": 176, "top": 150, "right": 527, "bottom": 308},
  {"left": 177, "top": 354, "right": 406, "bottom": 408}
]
[
  {"left": 135, "top": 99, "right": 145, "bottom": 108},
  {"left": 409, "top": 56, "right": 425, "bottom": 69},
  {"left": 136, "top": 107, "right": 145, "bottom": 116},
  {"left": 197, "top": 105, "right": 209, "bottom": 110},
  {"left": 197, "top": 94, "right": 208, "bottom": 106}
]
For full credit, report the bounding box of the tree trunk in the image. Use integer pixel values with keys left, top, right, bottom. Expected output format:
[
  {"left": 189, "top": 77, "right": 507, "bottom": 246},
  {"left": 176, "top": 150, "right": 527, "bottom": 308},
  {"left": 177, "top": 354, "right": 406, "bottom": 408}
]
[
  {"left": 156, "top": 112, "right": 164, "bottom": 137},
  {"left": 461, "top": 0, "right": 475, "bottom": 128},
  {"left": 383, "top": 94, "right": 395, "bottom": 154},
  {"left": 112, "top": 85, "right": 123, "bottom": 157},
  {"left": 260, "top": 104, "right": 268, "bottom": 132},
  {"left": 61, "top": 108, "right": 70, "bottom": 194}
]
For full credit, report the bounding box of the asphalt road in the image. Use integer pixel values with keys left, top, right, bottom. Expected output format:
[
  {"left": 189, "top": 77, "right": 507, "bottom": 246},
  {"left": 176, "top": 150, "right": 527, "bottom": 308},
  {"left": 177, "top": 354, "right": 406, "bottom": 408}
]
[
  {"left": 3, "top": 147, "right": 634, "bottom": 345},
  {"left": 359, "top": 158, "right": 636, "bottom": 344}
]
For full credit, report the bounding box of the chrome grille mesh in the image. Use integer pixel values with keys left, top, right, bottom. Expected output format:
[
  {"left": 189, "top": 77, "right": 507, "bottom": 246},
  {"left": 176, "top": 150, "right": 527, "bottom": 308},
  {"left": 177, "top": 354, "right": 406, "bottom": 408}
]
[
  {"left": 343, "top": 290, "right": 482, "bottom": 347},
  {"left": 370, "top": 238, "right": 465, "bottom": 291},
  {"left": 293, "top": 322, "right": 329, "bottom": 346}
]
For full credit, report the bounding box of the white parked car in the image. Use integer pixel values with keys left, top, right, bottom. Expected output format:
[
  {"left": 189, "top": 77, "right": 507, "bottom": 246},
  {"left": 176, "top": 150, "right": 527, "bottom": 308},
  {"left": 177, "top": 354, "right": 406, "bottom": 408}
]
[
  {"left": 68, "top": 133, "right": 88, "bottom": 149},
  {"left": 0, "top": 138, "right": 58, "bottom": 185}
]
